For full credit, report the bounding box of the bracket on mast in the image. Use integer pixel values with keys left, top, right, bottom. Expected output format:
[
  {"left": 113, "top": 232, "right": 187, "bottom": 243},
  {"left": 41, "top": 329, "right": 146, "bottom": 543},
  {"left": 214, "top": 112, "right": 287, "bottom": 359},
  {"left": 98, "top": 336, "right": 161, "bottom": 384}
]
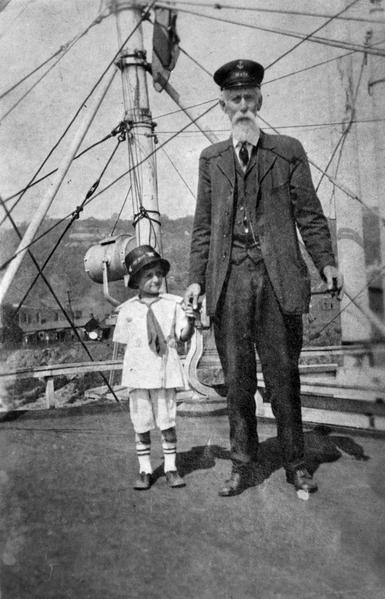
[{"left": 115, "top": 49, "right": 147, "bottom": 70}]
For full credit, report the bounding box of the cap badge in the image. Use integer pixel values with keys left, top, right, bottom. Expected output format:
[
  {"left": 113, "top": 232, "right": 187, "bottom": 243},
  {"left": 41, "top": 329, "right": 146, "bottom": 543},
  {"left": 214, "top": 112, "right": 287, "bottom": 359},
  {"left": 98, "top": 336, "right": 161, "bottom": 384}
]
[{"left": 236, "top": 60, "right": 245, "bottom": 70}]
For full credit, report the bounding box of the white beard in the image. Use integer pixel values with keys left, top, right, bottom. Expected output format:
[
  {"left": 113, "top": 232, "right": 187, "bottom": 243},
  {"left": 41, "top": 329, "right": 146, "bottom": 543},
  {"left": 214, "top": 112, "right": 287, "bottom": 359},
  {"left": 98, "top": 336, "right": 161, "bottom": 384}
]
[{"left": 231, "top": 111, "right": 260, "bottom": 143}]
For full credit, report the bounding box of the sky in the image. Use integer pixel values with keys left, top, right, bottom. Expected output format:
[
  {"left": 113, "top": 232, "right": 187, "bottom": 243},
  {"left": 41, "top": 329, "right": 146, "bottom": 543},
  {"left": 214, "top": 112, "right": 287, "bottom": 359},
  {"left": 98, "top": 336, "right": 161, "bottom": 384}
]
[{"left": 0, "top": 0, "right": 382, "bottom": 227}]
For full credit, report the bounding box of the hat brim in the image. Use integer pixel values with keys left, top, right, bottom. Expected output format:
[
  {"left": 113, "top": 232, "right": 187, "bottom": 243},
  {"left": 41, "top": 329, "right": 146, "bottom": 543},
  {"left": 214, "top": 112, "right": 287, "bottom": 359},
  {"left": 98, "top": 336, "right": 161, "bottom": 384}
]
[{"left": 128, "top": 257, "right": 170, "bottom": 289}]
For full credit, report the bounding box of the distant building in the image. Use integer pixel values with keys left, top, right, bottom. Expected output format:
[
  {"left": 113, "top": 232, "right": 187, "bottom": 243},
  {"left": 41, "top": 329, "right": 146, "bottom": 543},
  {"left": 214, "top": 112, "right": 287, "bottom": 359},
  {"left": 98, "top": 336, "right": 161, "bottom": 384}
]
[{"left": 16, "top": 304, "right": 114, "bottom": 345}]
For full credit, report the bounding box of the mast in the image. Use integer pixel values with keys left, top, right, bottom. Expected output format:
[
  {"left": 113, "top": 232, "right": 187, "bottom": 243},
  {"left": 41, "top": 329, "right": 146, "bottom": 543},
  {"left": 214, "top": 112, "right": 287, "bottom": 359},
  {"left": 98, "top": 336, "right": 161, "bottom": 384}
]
[
  {"left": 111, "top": 0, "right": 162, "bottom": 253},
  {"left": 367, "top": 0, "right": 385, "bottom": 316}
]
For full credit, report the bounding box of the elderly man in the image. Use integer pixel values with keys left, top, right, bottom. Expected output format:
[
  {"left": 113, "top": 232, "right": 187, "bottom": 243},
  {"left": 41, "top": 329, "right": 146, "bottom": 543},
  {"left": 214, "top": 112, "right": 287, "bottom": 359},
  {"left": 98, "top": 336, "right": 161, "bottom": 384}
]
[{"left": 184, "top": 59, "right": 343, "bottom": 497}]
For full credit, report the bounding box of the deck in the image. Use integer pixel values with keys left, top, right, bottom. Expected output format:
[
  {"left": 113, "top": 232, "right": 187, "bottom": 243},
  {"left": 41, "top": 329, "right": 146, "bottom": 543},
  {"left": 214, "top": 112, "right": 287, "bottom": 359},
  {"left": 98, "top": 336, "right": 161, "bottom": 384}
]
[{"left": 0, "top": 403, "right": 384, "bottom": 599}]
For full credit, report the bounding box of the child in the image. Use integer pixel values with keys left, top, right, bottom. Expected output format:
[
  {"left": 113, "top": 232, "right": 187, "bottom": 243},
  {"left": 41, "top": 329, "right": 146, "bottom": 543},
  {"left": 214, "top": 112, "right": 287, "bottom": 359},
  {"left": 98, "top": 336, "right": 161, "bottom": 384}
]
[{"left": 113, "top": 245, "right": 196, "bottom": 490}]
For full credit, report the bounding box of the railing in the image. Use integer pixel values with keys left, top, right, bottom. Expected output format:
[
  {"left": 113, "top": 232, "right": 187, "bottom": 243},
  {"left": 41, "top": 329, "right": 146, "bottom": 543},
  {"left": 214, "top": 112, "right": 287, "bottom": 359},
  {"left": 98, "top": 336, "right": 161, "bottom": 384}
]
[
  {"left": 1, "top": 345, "right": 385, "bottom": 432},
  {"left": 0, "top": 360, "right": 122, "bottom": 409}
]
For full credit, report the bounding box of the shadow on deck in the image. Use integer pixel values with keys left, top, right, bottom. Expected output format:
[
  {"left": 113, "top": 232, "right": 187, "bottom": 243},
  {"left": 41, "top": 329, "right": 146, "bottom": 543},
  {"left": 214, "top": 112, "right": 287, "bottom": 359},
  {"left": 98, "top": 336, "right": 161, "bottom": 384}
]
[{"left": 0, "top": 404, "right": 384, "bottom": 599}]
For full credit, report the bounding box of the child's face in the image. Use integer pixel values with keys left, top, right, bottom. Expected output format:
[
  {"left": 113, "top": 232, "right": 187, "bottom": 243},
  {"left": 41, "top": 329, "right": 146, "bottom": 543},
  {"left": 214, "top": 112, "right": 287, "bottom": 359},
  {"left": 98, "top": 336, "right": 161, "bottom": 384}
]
[{"left": 137, "top": 264, "right": 164, "bottom": 296}]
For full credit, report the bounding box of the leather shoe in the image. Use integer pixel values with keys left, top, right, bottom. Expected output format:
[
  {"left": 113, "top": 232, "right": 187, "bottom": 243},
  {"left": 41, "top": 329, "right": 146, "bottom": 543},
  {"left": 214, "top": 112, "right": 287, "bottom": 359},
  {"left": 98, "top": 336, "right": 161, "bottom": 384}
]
[
  {"left": 286, "top": 467, "right": 318, "bottom": 493},
  {"left": 218, "top": 470, "right": 250, "bottom": 497},
  {"left": 165, "top": 470, "right": 186, "bottom": 488},
  {"left": 133, "top": 472, "right": 152, "bottom": 490}
]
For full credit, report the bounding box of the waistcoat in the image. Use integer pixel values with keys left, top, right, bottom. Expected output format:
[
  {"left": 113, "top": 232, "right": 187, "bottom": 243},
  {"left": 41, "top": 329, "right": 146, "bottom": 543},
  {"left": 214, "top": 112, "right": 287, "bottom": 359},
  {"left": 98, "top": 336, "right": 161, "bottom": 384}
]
[{"left": 231, "top": 147, "right": 263, "bottom": 265}]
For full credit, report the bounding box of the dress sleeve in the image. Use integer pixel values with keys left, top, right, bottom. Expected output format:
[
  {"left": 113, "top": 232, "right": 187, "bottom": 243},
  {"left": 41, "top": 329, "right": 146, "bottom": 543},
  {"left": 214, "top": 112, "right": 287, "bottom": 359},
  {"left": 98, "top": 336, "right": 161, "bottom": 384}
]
[{"left": 112, "top": 307, "right": 130, "bottom": 344}]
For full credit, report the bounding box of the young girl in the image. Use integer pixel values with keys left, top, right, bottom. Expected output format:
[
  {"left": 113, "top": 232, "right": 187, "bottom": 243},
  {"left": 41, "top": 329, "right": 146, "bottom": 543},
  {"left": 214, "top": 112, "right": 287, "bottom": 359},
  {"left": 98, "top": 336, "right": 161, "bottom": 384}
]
[{"left": 113, "top": 245, "right": 196, "bottom": 490}]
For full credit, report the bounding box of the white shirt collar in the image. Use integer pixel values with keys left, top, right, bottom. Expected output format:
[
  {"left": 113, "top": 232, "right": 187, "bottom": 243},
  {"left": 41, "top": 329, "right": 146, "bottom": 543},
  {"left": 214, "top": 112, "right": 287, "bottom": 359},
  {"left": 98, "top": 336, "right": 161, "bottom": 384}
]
[{"left": 232, "top": 130, "right": 260, "bottom": 150}]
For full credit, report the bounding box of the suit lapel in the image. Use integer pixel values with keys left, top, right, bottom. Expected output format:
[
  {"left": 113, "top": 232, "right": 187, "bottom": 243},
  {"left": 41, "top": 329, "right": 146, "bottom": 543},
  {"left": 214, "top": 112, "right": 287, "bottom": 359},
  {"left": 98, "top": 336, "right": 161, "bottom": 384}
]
[
  {"left": 258, "top": 132, "right": 278, "bottom": 186},
  {"left": 217, "top": 139, "right": 236, "bottom": 188}
]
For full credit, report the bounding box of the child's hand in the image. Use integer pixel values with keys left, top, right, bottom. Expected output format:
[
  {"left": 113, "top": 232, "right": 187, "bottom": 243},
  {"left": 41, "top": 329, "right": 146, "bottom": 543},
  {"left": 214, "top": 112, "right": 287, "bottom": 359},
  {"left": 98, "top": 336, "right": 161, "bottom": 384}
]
[{"left": 183, "top": 302, "right": 198, "bottom": 320}]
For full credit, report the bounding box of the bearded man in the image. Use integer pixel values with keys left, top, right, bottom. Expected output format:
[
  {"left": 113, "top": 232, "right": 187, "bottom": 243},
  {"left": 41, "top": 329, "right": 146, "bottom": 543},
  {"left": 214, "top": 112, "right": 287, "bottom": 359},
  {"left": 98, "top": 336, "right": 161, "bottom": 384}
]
[{"left": 184, "top": 59, "right": 343, "bottom": 497}]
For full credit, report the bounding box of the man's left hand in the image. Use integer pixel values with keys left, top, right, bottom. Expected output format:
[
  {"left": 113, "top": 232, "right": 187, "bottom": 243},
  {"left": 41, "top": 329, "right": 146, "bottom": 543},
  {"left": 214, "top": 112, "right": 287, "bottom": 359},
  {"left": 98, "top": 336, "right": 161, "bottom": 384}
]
[{"left": 323, "top": 265, "right": 344, "bottom": 300}]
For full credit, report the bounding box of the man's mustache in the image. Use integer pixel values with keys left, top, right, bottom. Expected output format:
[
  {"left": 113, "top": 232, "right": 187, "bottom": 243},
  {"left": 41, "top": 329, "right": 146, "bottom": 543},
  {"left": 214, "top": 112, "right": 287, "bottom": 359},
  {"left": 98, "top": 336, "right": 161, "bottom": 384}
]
[{"left": 231, "top": 111, "right": 258, "bottom": 125}]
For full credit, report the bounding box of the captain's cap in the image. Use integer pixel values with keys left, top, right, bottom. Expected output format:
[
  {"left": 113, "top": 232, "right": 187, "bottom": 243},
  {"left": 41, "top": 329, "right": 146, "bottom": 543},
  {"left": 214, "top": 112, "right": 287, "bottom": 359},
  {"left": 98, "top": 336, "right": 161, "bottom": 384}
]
[{"left": 213, "top": 59, "right": 264, "bottom": 90}]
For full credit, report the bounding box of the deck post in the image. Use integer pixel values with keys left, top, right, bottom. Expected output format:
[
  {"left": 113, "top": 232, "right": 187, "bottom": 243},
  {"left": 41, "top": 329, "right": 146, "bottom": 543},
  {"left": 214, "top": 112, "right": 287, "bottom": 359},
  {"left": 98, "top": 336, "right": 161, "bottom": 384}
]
[{"left": 45, "top": 376, "right": 55, "bottom": 409}]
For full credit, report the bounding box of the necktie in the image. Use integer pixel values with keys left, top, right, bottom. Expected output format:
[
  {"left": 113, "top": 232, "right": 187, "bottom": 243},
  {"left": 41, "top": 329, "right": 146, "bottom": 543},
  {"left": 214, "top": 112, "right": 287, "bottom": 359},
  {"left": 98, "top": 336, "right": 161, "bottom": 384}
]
[
  {"left": 146, "top": 303, "right": 167, "bottom": 356},
  {"left": 239, "top": 142, "right": 249, "bottom": 168}
]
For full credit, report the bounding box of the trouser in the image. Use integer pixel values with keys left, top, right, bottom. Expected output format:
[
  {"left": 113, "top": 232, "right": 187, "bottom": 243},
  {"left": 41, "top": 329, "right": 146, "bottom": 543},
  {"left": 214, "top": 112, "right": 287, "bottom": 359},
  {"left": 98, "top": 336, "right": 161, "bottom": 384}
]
[
  {"left": 213, "top": 258, "right": 305, "bottom": 471},
  {"left": 129, "top": 388, "right": 177, "bottom": 434}
]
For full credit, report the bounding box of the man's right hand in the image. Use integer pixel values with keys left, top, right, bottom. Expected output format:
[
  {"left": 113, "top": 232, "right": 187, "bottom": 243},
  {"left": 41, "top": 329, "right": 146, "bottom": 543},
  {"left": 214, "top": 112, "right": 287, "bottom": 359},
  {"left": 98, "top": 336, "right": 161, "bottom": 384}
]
[{"left": 184, "top": 283, "right": 202, "bottom": 311}]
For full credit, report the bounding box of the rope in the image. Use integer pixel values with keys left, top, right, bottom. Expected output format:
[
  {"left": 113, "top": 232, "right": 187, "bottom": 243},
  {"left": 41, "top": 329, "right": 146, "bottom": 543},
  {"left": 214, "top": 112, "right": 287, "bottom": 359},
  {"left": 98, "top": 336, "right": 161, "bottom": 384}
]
[{"left": 132, "top": 208, "right": 161, "bottom": 228}]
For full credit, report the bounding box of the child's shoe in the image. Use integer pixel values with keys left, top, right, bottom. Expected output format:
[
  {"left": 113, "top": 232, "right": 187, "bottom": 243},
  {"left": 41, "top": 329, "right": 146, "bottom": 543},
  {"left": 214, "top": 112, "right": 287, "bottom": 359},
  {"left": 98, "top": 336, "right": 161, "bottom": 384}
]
[
  {"left": 134, "top": 472, "right": 152, "bottom": 490},
  {"left": 165, "top": 470, "right": 186, "bottom": 488}
]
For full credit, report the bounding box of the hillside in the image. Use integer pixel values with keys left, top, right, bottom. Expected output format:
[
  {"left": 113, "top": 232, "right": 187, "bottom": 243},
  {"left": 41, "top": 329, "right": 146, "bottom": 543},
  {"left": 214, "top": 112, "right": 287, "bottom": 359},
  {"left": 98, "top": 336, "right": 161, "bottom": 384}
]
[
  {"left": 0, "top": 214, "right": 343, "bottom": 346},
  {"left": 1, "top": 215, "right": 194, "bottom": 320}
]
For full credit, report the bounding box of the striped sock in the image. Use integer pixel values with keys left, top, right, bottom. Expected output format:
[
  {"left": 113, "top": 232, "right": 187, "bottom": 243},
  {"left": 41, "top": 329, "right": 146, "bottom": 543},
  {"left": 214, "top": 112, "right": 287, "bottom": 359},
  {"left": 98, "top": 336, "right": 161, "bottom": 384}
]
[
  {"left": 162, "top": 441, "right": 177, "bottom": 472},
  {"left": 136, "top": 442, "right": 152, "bottom": 474}
]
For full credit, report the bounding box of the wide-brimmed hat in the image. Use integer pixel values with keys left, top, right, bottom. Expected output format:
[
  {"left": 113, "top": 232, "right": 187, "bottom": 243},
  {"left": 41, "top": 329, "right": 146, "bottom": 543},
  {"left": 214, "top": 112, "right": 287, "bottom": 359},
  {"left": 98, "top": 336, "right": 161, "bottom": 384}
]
[
  {"left": 213, "top": 59, "right": 264, "bottom": 90},
  {"left": 125, "top": 245, "right": 170, "bottom": 288}
]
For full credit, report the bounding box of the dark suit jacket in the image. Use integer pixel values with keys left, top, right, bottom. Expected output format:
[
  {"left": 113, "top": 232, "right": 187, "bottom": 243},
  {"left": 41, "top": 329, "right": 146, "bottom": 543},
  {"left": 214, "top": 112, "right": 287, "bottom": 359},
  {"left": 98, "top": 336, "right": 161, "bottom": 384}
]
[{"left": 188, "top": 132, "right": 336, "bottom": 316}]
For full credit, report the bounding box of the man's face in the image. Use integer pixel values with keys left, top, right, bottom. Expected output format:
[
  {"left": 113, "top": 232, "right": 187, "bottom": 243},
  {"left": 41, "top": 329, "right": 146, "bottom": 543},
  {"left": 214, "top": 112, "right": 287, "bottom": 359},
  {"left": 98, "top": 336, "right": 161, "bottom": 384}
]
[
  {"left": 220, "top": 86, "right": 262, "bottom": 122},
  {"left": 220, "top": 86, "right": 262, "bottom": 142}
]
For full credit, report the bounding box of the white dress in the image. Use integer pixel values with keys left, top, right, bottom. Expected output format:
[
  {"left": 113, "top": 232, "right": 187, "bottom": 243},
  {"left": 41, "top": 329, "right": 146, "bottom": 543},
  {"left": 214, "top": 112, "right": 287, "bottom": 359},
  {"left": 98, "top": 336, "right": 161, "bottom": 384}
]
[{"left": 113, "top": 293, "right": 189, "bottom": 390}]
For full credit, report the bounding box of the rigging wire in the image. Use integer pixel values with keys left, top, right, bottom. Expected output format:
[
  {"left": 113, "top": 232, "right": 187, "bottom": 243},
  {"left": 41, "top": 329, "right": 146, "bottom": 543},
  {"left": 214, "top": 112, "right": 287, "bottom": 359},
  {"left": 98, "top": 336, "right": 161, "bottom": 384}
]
[
  {"left": 0, "top": 0, "right": 156, "bottom": 225},
  {"left": 178, "top": 36, "right": 384, "bottom": 94},
  {"left": 266, "top": 0, "right": 360, "bottom": 70},
  {"left": 0, "top": 10, "right": 113, "bottom": 123},
  {"left": 158, "top": 1, "right": 385, "bottom": 25},
  {"left": 257, "top": 113, "right": 385, "bottom": 228},
  {"left": 110, "top": 184, "right": 132, "bottom": 236},
  {"left": 81, "top": 100, "right": 218, "bottom": 206},
  {"left": 130, "top": 134, "right": 162, "bottom": 249},
  {"left": 0, "top": 194, "right": 121, "bottom": 402},
  {"left": 170, "top": 6, "right": 385, "bottom": 59},
  {"left": 0, "top": 6, "right": 111, "bottom": 102},
  {"left": 179, "top": 46, "right": 212, "bottom": 77},
  {"left": 0, "top": 51, "right": 78, "bottom": 124},
  {"left": 152, "top": 117, "right": 385, "bottom": 134},
  {"left": 10, "top": 138, "right": 124, "bottom": 311},
  {"left": 0, "top": 53, "right": 55, "bottom": 102},
  {"left": 310, "top": 264, "right": 385, "bottom": 341},
  {"left": 154, "top": 98, "right": 218, "bottom": 120},
  {"left": 0, "top": 136, "right": 124, "bottom": 273},
  {"left": 0, "top": 2, "right": 28, "bottom": 42},
  {"left": 316, "top": 48, "right": 367, "bottom": 195},
  {"left": 6, "top": 32, "right": 384, "bottom": 214},
  {"left": 161, "top": 146, "right": 196, "bottom": 199},
  {"left": 1, "top": 124, "right": 123, "bottom": 208},
  {"left": 265, "top": 49, "right": 360, "bottom": 85}
]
